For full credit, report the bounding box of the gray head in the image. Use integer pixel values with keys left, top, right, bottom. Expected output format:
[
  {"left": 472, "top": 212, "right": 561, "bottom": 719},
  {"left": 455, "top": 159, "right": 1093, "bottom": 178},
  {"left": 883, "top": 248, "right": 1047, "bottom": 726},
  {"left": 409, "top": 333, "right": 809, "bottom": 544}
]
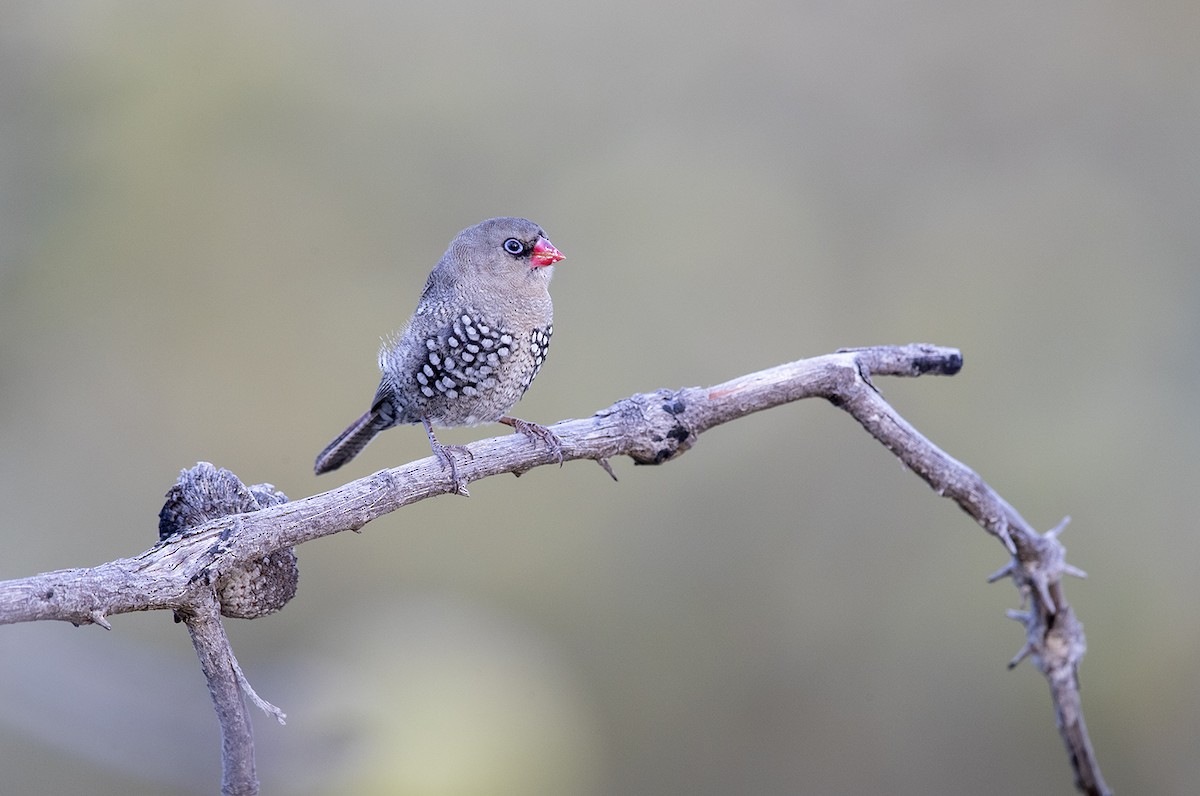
[{"left": 439, "top": 217, "right": 564, "bottom": 288}]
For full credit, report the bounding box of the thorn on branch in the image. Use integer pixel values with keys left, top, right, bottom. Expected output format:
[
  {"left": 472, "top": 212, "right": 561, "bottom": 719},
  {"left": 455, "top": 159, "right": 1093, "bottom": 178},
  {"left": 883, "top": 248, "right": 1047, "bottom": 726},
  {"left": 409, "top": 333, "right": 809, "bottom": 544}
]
[
  {"left": 1008, "top": 640, "right": 1034, "bottom": 670},
  {"left": 1006, "top": 609, "right": 1034, "bottom": 623},
  {"left": 1033, "top": 575, "right": 1057, "bottom": 615},
  {"left": 987, "top": 561, "right": 1016, "bottom": 583},
  {"left": 1046, "top": 515, "right": 1071, "bottom": 539},
  {"left": 89, "top": 610, "right": 112, "bottom": 630},
  {"left": 595, "top": 457, "right": 618, "bottom": 481}
]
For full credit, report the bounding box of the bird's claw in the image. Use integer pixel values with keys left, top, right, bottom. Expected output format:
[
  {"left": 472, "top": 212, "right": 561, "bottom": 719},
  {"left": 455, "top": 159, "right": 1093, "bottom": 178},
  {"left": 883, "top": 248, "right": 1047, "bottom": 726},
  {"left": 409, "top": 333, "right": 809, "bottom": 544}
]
[
  {"left": 501, "top": 417, "right": 564, "bottom": 465},
  {"left": 431, "top": 441, "right": 473, "bottom": 495}
]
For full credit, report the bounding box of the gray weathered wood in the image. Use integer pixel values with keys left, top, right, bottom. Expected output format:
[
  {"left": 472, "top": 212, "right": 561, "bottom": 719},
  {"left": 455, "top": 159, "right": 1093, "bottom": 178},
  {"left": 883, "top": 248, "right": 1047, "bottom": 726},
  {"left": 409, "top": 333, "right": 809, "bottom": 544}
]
[{"left": 0, "top": 344, "right": 1108, "bottom": 796}]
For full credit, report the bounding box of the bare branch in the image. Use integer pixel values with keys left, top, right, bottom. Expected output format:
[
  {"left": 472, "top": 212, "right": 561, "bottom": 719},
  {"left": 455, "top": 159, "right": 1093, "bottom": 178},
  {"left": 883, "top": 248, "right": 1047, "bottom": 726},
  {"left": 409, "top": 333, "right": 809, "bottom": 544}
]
[
  {"left": 183, "top": 594, "right": 259, "bottom": 796},
  {"left": 0, "top": 344, "right": 1108, "bottom": 795}
]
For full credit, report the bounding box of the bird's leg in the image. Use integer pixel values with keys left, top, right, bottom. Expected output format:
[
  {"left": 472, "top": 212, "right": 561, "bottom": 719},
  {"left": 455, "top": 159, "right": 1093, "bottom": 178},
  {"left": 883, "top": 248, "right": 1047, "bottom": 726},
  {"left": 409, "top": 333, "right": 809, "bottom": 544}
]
[
  {"left": 498, "top": 416, "right": 564, "bottom": 466},
  {"left": 422, "top": 418, "right": 473, "bottom": 494}
]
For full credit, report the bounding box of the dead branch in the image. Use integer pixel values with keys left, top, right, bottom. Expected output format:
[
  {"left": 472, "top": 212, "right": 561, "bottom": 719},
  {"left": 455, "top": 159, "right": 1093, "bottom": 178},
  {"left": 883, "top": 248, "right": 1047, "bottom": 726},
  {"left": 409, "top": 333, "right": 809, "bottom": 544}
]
[
  {"left": 183, "top": 593, "right": 259, "bottom": 796},
  {"left": 0, "top": 344, "right": 1109, "bottom": 796}
]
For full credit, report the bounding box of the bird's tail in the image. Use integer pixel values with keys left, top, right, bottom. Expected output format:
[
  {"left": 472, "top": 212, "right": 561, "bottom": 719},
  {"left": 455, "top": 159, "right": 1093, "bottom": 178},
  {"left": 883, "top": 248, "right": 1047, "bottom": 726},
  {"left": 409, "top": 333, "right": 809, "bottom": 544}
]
[{"left": 314, "top": 410, "right": 388, "bottom": 475}]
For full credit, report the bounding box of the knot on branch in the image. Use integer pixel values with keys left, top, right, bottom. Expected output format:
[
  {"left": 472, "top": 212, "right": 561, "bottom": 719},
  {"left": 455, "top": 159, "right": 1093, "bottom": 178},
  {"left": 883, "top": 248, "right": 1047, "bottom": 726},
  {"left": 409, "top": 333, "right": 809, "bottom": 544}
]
[
  {"left": 160, "top": 462, "right": 298, "bottom": 619},
  {"left": 616, "top": 389, "right": 697, "bottom": 465}
]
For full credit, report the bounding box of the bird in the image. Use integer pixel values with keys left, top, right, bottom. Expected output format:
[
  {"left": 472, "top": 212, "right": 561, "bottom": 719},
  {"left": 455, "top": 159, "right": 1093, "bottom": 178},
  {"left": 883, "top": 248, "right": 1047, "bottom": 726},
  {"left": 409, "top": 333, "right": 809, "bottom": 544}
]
[{"left": 314, "top": 217, "right": 565, "bottom": 484}]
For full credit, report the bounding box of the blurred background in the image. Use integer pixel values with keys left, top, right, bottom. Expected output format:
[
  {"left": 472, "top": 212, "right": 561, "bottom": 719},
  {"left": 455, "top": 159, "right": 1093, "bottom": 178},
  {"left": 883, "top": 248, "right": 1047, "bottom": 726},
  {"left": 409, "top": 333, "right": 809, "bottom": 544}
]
[{"left": 1, "top": 2, "right": 1196, "bottom": 794}]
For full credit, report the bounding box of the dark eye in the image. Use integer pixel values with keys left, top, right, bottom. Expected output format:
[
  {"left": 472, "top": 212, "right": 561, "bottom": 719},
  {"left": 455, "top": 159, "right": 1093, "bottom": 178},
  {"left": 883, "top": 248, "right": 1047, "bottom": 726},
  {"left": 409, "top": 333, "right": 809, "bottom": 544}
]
[{"left": 502, "top": 238, "right": 525, "bottom": 256}]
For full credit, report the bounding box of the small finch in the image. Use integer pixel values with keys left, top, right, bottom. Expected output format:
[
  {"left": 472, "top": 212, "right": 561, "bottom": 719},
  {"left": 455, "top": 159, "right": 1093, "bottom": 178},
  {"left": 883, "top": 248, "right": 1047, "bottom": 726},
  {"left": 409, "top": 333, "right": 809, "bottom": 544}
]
[{"left": 314, "top": 217, "right": 565, "bottom": 483}]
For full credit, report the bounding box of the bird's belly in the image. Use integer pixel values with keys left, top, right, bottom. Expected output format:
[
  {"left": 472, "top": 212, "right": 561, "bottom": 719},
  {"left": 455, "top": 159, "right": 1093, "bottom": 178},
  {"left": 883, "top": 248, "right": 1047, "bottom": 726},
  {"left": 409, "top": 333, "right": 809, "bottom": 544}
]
[
  {"left": 387, "top": 313, "right": 551, "bottom": 428},
  {"left": 420, "top": 378, "right": 526, "bottom": 426}
]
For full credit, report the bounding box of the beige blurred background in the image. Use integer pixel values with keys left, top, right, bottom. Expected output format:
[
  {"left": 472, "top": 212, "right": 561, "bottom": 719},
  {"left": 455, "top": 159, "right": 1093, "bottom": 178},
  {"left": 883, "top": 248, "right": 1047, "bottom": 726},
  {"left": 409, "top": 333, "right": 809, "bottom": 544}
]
[{"left": 1, "top": 2, "right": 1197, "bottom": 794}]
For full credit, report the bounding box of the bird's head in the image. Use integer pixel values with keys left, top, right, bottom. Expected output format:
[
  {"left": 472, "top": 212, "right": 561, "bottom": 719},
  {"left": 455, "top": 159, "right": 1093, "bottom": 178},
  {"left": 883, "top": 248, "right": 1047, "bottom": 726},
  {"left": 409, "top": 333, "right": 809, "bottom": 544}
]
[{"left": 444, "top": 217, "right": 564, "bottom": 289}]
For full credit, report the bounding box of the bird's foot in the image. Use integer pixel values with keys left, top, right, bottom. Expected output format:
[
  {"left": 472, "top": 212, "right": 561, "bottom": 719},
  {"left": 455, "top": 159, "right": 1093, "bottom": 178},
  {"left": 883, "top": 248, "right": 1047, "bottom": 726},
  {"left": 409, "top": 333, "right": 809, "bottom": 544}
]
[
  {"left": 431, "top": 441, "right": 473, "bottom": 494},
  {"left": 423, "top": 418, "right": 473, "bottom": 495},
  {"left": 499, "top": 416, "right": 564, "bottom": 466}
]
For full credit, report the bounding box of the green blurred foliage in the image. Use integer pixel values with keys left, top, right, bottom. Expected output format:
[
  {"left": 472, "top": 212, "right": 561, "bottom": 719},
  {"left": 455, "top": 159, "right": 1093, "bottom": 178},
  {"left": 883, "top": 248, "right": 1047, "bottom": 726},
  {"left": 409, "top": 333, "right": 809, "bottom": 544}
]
[{"left": 1, "top": 2, "right": 1198, "bottom": 794}]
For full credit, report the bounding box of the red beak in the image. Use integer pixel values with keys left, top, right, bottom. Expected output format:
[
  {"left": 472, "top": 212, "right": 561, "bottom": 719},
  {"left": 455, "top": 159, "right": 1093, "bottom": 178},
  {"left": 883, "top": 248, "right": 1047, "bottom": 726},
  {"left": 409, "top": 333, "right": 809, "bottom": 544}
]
[{"left": 530, "top": 237, "right": 564, "bottom": 267}]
